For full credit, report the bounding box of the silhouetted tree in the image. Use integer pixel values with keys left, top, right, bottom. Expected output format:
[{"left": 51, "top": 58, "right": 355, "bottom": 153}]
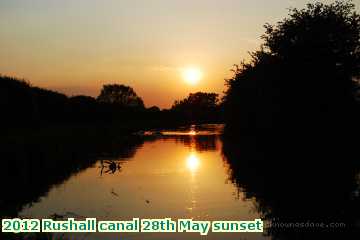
[
  {"left": 171, "top": 92, "right": 221, "bottom": 123},
  {"left": 147, "top": 106, "right": 161, "bottom": 113},
  {"left": 97, "top": 84, "right": 144, "bottom": 108},
  {"left": 224, "top": 1, "right": 360, "bottom": 136},
  {"left": 223, "top": 2, "right": 360, "bottom": 237}
]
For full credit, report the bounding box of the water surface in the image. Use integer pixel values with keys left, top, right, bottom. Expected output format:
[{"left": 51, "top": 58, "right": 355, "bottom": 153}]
[{"left": 20, "top": 124, "right": 267, "bottom": 239}]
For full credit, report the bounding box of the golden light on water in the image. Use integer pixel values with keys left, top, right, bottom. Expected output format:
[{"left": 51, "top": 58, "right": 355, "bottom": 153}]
[
  {"left": 182, "top": 68, "right": 202, "bottom": 85},
  {"left": 188, "top": 130, "right": 196, "bottom": 135},
  {"left": 186, "top": 153, "right": 200, "bottom": 172}
]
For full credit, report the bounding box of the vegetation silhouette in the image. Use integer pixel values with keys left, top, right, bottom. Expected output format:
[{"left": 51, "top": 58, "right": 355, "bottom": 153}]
[
  {"left": 0, "top": 125, "right": 221, "bottom": 219},
  {"left": 224, "top": 0, "right": 360, "bottom": 137},
  {"left": 68, "top": 95, "right": 98, "bottom": 123},
  {"left": 0, "top": 76, "right": 221, "bottom": 131},
  {"left": 4, "top": 1, "right": 360, "bottom": 239},
  {"left": 0, "top": 72, "right": 222, "bottom": 237},
  {"left": 222, "top": 1, "right": 360, "bottom": 238},
  {"left": 97, "top": 84, "right": 144, "bottom": 108},
  {"left": 171, "top": 92, "right": 223, "bottom": 123}
]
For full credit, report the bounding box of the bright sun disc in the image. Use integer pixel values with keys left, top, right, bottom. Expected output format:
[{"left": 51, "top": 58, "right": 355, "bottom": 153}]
[{"left": 183, "top": 68, "right": 202, "bottom": 85}]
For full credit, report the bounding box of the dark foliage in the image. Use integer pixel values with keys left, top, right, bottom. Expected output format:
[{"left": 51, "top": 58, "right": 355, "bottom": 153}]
[
  {"left": 97, "top": 84, "right": 144, "bottom": 108},
  {"left": 224, "top": 1, "right": 360, "bottom": 136},
  {"left": 32, "top": 87, "right": 69, "bottom": 123},
  {"left": 0, "top": 77, "right": 169, "bottom": 127},
  {"left": 171, "top": 92, "right": 222, "bottom": 123},
  {"left": 0, "top": 75, "right": 222, "bottom": 130},
  {"left": 222, "top": 1, "right": 360, "bottom": 238},
  {"left": 68, "top": 95, "right": 98, "bottom": 122},
  {"left": 0, "top": 76, "right": 38, "bottom": 126}
]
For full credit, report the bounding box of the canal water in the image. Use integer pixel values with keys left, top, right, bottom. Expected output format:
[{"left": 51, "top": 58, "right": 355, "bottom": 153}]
[{"left": 20, "top": 124, "right": 268, "bottom": 239}]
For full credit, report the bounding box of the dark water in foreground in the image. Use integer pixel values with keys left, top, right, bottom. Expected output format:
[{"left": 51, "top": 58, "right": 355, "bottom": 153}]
[
  {"left": 18, "top": 124, "right": 267, "bottom": 239},
  {"left": 2, "top": 124, "right": 360, "bottom": 239}
]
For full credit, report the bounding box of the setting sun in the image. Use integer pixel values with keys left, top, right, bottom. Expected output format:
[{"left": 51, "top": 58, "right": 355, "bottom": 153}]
[{"left": 183, "top": 68, "right": 202, "bottom": 85}]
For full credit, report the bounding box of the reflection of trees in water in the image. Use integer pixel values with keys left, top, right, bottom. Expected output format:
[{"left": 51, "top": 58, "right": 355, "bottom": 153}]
[
  {"left": 0, "top": 129, "right": 220, "bottom": 218},
  {"left": 222, "top": 136, "right": 360, "bottom": 239},
  {"left": 172, "top": 135, "right": 219, "bottom": 152},
  {"left": 0, "top": 133, "right": 144, "bottom": 217},
  {"left": 160, "top": 124, "right": 222, "bottom": 152}
]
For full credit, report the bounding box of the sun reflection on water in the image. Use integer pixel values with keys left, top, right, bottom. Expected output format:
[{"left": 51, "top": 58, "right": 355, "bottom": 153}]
[
  {"left": 188, "top": 130, "right": 196, "bottom": 135},
  {"left": 185, "top": 153, "right": 200, "bottom": 215},
  {"left": 186, "top": 153, "right": 200, "bottom": 173}
]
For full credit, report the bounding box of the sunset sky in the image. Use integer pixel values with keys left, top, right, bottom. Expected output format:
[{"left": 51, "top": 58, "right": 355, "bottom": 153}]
[{"left": 1, "top": 0, "right": 359, "bottom": 108}]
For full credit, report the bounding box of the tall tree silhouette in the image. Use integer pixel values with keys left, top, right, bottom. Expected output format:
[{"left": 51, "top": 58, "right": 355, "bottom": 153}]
[
  {"left": 224, "top": 1, "right": 360, "bottom": 136},
  {"left": 222, "top": 2, "right": 360, "bottom": 237}
]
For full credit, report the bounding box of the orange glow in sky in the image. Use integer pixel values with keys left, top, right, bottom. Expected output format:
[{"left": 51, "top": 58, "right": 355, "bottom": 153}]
[
  {"left": 2, "top": 0, "right": 357, "bottom": 108},
  {"left": 182, "top": 67, "right": 202, "bottom": 85}
]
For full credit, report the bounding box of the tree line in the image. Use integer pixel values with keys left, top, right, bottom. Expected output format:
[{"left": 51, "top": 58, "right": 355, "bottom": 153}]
[{"left": 0, "top": 75, "right": 222, "bottom": 129}]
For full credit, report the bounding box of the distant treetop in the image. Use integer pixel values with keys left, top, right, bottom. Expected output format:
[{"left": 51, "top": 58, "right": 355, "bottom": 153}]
[{"left": 97, "top": 84, "right": 144, "bottom": 108}]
